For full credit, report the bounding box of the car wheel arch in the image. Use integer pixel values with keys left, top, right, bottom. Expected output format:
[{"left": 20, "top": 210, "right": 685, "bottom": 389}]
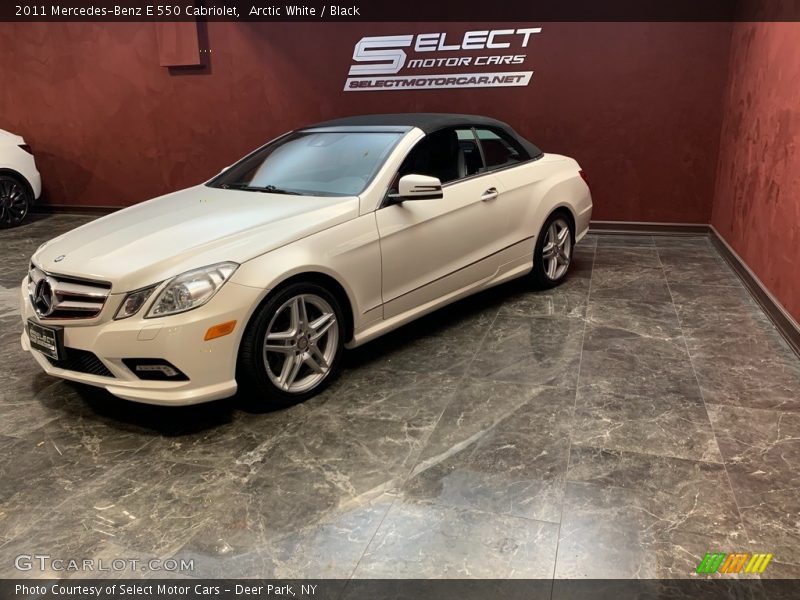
[
  {"left": 0, "top": 168, "right": 34, "bottom": 199},
  {"left": 547, "top": 205, "right": 576, "bottom": 238},
  {"left": 242, "top": 271, "right": 355, "bottom": 346}
]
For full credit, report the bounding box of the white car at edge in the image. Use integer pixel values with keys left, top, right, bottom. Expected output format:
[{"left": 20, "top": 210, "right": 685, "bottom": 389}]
[
  {"left": 20, "top": 114, "right": 592, "bottom": 406},
  {"left": 1, "top": 128, "right": 42, "bottom": 227}
]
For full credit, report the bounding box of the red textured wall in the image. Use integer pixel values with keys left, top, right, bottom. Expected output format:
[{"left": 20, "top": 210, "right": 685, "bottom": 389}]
[
  {"left": 0, "top": 22, "right": 731, "bottom": 222},
  {"left": 711, "top": 22, "right": 800, "bottom": 324}
]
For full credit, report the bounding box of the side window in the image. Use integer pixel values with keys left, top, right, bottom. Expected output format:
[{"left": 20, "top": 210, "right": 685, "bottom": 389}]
[
  {"left": 455, "top": 129, "right": 485, "bottom": 177},
  {"left": 393, "top": 127, "right": 483, "bottom": 192},
  {"left": 475, "top": 128, "right": 526, "bottom": 171}
]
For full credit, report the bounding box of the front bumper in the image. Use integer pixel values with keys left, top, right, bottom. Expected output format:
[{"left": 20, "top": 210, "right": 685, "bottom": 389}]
[
  {"left": 19, "top": 278, "right": 265, "bottom": 405},
  {"left": 30, "top": 170, "right": 42, "bottom": 200}
]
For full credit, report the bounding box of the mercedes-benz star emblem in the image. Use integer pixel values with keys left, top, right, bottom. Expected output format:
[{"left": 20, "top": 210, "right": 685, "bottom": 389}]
[
  {"left": 33, "top": 279, "right": 55, "bottom": 317},
  {"left": 54, "top": 255, "right": 65, "bottom": 262}
]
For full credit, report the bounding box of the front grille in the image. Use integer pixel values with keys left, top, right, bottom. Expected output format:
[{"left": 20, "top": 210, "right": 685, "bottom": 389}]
[
  {"left": 46, "top": 348, "right": 115, "bottom": 378},
  {"left": 28, "top": 263, "right": 111, "bottom": 320}
]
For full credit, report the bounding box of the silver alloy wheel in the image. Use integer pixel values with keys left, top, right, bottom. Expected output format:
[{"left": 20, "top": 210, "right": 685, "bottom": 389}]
[
  {"left": 0, "top": 178, "right": 28, "bottom": 226},
  {"left": 262, "top": 293, "right": 339, "bottom": 394},
  {"left": 542, "top": 218, "right": 572, "bottom": 280}
]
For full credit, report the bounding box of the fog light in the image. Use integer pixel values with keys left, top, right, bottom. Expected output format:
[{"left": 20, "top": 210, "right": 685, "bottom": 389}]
[
  {"left": 122, "top": 358, "right": 188, "bottom": 381},
  {"left": 137, "top": 364, "right": 179, "bottom": 377},
  {"left": 204, "top": 320, "right": 236, "bottom": 341}
]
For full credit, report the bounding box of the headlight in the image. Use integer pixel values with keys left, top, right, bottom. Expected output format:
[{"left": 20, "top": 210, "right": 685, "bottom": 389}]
[
  {"left": 114, "top": 285, "right": 156, "bottom": 320},
  {"left": 146, "top": 262, "right": 238, "bottom": 318}
]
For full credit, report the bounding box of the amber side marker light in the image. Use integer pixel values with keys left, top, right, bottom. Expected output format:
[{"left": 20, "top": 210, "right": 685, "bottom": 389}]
[{"left": 205, "top": 320, "right": 237, "bottom": 341}]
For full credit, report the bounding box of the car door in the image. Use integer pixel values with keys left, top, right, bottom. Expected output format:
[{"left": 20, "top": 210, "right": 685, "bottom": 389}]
[
  {"left": 376, "top": 127, "right": 506, "bottom": 319},
  {"left": 473, "top": 126, "right": 544, "bottom": 247}
]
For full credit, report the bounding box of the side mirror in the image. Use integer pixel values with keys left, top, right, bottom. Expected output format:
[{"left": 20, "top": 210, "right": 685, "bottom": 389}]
[{"left": 388, "top": 174, "right": 443, "bottom": 203}]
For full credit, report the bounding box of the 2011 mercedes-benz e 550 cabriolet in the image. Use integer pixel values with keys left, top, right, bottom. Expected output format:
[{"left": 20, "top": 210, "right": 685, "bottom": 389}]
[{"left": 20, "top": 114, "right": 592, "bottom": 406}]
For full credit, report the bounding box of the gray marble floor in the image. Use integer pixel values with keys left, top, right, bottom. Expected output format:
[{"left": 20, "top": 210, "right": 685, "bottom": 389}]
[{"left": 1, "top": 215, "right": 799, "bottom": 580}]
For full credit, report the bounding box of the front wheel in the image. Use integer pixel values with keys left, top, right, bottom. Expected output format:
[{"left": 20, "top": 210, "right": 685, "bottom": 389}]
[
  {"left": 237, "top": 283, "right": 344, "bottom": 407},
  {"left": 531, "top": 213, "right": 573, "bottom": 289},
  {"left": 0, "top": 175, "right": 31, "bottom": 228}
]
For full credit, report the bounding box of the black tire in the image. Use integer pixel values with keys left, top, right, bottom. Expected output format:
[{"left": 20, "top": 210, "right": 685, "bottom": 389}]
[
  {"left": 237, "top": 282, "right": 345, "bottom": 407},
  {"left": 530, "top": 211, "right": 574, "bottom": 289},
  {"left": 0, "top": 174, "right": 31, "bottom": 228}
]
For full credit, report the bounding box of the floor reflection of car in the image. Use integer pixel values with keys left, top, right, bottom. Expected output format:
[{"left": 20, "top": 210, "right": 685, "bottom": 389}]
[
  {"left": 0, "top": 128, "right": 41, "bottom": 227},
  {"left": 20, "top": 114, "right": 592, "bottom": 406}
]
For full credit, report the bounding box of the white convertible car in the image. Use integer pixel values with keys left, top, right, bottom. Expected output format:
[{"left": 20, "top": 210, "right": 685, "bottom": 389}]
[{"left": 20, "top": 114, "right": 592, "bottom": 405}]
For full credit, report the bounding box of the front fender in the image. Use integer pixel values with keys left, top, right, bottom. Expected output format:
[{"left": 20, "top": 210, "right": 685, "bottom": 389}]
[{"left": 231, "top": 213, "right": 383, "bottom": 333}]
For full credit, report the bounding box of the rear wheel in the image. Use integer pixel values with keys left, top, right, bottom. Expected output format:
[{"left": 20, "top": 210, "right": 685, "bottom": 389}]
[
  {"left": 531, "top": 213, "right": 573, "bottom": 288},
  {"left": 237, "top": 282, "right": 344, "bottom": 406},
  {"left": 0, "top": 175, "right": 31, "bottom": 228}
]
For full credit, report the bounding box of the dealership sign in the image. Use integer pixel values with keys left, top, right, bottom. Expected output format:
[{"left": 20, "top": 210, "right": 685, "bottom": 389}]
[{"left": 344, "top": 27, "right": 541, "bottom": 91}]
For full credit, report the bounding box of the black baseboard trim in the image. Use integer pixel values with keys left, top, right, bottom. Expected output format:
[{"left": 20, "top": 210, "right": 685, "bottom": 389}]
[
  {"left": 590, "top": 220, "right": 711, "bottom": 235},
  {"left": 710, "top": 226, "right": 800, "bottom": 359},
  {"left": 587, "top": 220, "right": 800, "bottom": 358},
  {"left": 31, "top": 204, "right": 119, "bottom": 215}
]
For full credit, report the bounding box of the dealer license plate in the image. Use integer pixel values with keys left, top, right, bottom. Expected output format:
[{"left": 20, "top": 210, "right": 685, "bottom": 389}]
[{"left": 27, "top": 320, "right": 63, "bottom": 360}]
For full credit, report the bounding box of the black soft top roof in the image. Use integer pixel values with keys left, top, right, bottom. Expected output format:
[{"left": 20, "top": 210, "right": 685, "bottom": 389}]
[
  {"left": 307, "top": 113, "right": 508, "bottom": 133},
  {"left": 304, "top": 113, "right": 543, "bottom": 158}
]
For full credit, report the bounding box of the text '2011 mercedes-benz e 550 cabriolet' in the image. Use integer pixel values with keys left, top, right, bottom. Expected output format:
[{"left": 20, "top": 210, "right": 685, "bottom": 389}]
[{"left": 20, "top": 114, "right": 592, "bottom": 406}]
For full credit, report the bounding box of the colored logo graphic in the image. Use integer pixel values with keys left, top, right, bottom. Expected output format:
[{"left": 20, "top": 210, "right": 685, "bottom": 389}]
[{"left": 697, "top": 552, "right": 773, "bottom": 574}]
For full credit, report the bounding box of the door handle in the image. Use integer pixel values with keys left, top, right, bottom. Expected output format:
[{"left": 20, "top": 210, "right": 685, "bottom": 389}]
[{"left": 481, "top": 187, "right": 499, "bottom": 201}]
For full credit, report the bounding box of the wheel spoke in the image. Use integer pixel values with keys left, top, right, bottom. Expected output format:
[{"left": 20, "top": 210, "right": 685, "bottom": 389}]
[
  {"left": 310, "top": 344, "right": 329, "bottom": 369},
  {"left": 288, "top": 298, "right": 302, "bottom": 333},
  {"left": 304, "top": 349, "right": 327, "bottom": 374},
  {"left": 279, "top": 353, "right": 304, "bottom": 389},
  {"left": 267, "top": 330, "right": 294, "bottom": 341},
  {"left": 557, "top": 225, "right": 569, "bottom": 246},
  {"left": 277, "top": 354, "right": 293, "bottom": 386},
  {"left": 547, "top": 257, "right": 558, "bottom": 278},
  {"left": 542, "top": 242, "right": 556, "bottom": 260},
  {"left": 309, "top": 313, "right": 335, "bottom": 340},
  {"left": 265, "top": 342, "right": 294, "bottom": 354},
  {"left": 298, "top": 296, "right": 310, "bottom": 330}
]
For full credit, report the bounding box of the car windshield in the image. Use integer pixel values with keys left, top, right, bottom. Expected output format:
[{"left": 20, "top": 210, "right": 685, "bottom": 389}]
[{"left": 208, "top": 131, "right": 402, "bottom": 197}]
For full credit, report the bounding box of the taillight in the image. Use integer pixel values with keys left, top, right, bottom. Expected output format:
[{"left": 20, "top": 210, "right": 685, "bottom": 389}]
[
  {"left": 579, "top": 169, "right": 588, "bottom": 185},
  {"left": 18, "top": 144, "right": 33, "bottom": 155}
]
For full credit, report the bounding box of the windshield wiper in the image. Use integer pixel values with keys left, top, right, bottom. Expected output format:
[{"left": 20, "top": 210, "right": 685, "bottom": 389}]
[
  {"left": 221, "top": 183, "right": 301, "bottom": 195},
  {"left": 261, "top": 185, "right": 302, "bottom": 195}
]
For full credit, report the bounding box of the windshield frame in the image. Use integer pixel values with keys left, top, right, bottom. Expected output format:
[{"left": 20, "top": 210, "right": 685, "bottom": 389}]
[{"left": 206, "top": 127, "right": 409, "bottom": 198}]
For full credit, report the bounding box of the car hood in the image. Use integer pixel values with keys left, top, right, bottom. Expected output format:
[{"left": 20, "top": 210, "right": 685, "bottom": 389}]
[{"left": 32, "top": 186, "right": 360, "bottom": 292}]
